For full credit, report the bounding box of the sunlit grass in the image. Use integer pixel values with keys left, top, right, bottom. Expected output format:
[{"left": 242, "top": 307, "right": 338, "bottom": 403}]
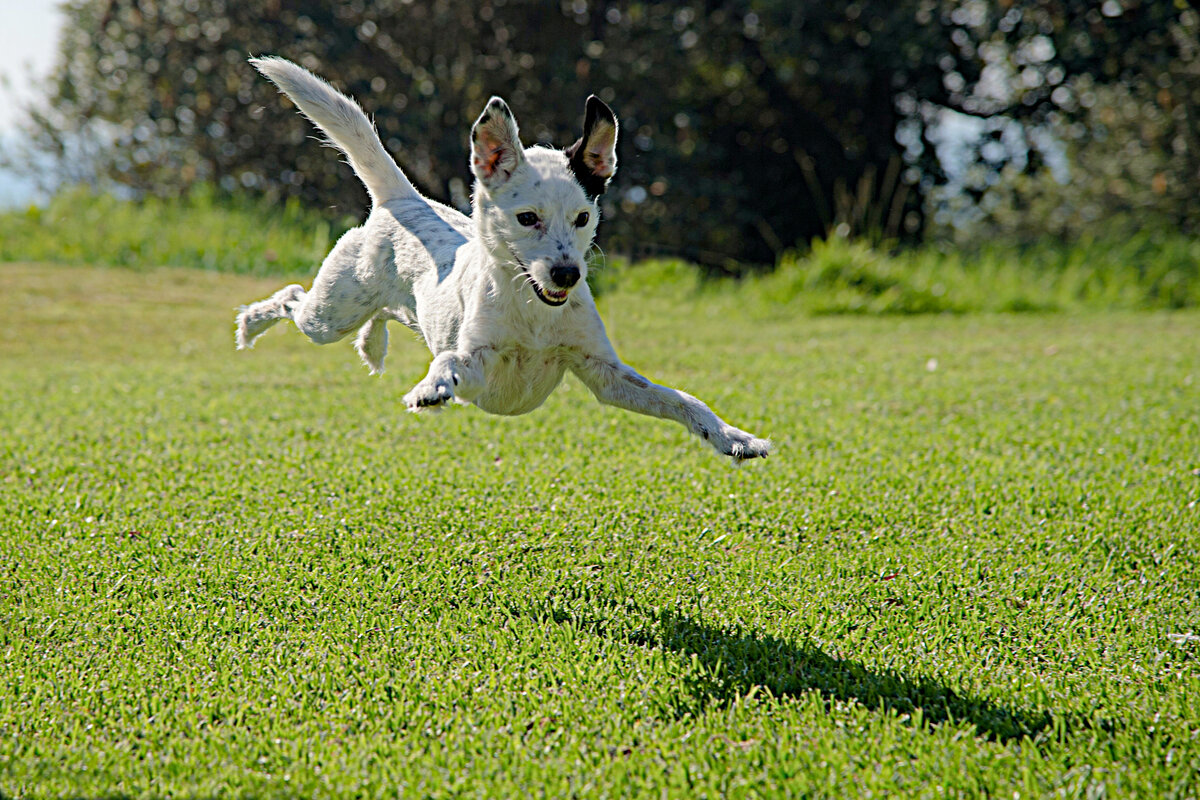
[{"left": 1, "top": 262, "right": 1198, "bottom": 798}]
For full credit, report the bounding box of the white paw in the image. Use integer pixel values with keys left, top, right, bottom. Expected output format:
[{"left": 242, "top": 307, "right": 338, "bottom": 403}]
[
  {"left": 712, "top": 425, "right": 772, "bottom": 464},
  {"left": 404, "top": 377, "right": 455, "bottom": 412},
  {"left": 234, "top": 307, "right": 267, "bottom": 350}
]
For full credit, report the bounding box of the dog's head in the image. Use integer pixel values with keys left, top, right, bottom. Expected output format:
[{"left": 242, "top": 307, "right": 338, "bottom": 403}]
[{"left": 470, "top": 95, "right": 618, "bottom": 307}]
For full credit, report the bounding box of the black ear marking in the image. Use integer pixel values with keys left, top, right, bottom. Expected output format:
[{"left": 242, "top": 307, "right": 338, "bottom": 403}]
[
  {"left": 582, "top": 95, "right": 616, "bottom": 133},
  {"left": 481, "top": 96, "right": 514, "bottom": 122},
  {"left": 566, "top": 94, "right": 619, "bottom": 199}
]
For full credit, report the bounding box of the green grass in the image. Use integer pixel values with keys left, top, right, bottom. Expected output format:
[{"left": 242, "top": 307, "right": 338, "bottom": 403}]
[
  {"left": 1, "top": 262, "right": 1199, "bottom": 799},
  {"left": 761, "top": 233, "right": 1200, "bottom": 313},
  {"left": 3, "top": 188, "right": 1199, "bottom": 312},
  {"left": 0, "top": 186, "right": 351, "bottom": 276}
]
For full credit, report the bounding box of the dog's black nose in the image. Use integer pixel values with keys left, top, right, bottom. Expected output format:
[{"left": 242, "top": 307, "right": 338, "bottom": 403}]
[{"left": 550, "top": 263, "right": 581, "bottom": 288}]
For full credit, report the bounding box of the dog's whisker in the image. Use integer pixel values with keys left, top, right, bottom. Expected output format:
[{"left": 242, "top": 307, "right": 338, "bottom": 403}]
[{"left": 588, "top": 242, "right": 607, "bottom": 270}]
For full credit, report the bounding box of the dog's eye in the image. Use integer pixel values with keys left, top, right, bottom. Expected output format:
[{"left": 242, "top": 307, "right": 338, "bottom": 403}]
[
  {"left": 516, "top": 212, "right": 539, "bottom": 227},
  {"left": 574, "top": 212, "right": 590, "bottom": 228}
]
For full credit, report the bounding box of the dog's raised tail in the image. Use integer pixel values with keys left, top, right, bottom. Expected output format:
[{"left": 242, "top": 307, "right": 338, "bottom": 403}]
[{"left": 250, "top": 56, "right": 416, "bottom": 206}]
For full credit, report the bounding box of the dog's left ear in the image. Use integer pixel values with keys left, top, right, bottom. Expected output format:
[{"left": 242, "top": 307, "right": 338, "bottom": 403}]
[
  {"left": 471, "top": 96, "right": 525, "bottom": 192},
  {"left": 566, "top": 95, "right": 618, "bottom": 199}
]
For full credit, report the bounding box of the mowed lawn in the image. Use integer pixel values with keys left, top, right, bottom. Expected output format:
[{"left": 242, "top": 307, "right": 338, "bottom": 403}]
[{"left": 1, "top": 262, "right": 1198, "bottom": 799}]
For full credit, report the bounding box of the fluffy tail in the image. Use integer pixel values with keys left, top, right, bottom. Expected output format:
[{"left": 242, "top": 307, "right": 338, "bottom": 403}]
[{"left": 251, "top": 56, "right": 416, "bottom": 206}]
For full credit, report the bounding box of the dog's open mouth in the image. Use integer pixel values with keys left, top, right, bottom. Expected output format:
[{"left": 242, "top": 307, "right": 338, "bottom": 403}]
[
  {"left": 532, "top": 281, "right": 569, "bottom": 306},
  {"left": 519, "top": 267, "right": 569, "bottom": 306},
  {"left": 510, "top": 250, "right": 569, "bottom": 307}
]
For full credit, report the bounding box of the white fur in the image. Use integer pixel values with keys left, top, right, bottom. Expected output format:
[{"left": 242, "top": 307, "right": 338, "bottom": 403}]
[{"left": 236, "top": 57, "right": 770, "bottom": 463}]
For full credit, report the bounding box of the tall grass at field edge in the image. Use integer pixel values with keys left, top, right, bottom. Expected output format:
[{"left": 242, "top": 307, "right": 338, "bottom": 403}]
[
  {"left": 2, "top": 186, "right": 1197, "bottom": 312},
  {"left": 0, "top": 185, "right": 354, "bottom": 275},
  {"left": 614, "top": 234, "right": 1200, "bottom": 314},
  {"left": 754, "top": 233, "right": 1200, "bottom": 314}
]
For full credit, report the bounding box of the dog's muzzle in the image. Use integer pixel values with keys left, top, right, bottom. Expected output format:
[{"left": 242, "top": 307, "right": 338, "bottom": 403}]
[{"left": 525, "top": 261, "right": 581, "bottom": 307}]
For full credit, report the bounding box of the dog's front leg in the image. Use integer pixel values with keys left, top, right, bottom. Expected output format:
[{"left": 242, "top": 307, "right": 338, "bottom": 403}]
[
  {"left": 571, "top": 355, "right": 771, "bottom": 463},
  {"left": 403, "top": 349, "right": 490, "bottom": 411}
]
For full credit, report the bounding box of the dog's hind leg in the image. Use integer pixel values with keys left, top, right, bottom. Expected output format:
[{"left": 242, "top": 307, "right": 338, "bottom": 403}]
[
  {"left": 236, "top": 226, "right": 384, "bottom": 350},
  {"left": 236, "top": 277, "right": 377, "bottom": 350},
  {"left": 355, "top": 313, "right": 389, "bottom": 375},
  {"left": 235, "top": 284, "right": 306, "bottom": 349}
]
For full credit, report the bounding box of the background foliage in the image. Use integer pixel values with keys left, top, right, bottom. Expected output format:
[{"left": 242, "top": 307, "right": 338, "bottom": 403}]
[
  {"left": 936, "top": 3, "right": 1200, "bottom": 244},
  {"left": 8, "top": 0, "right": 1197, "bottom": 271}
]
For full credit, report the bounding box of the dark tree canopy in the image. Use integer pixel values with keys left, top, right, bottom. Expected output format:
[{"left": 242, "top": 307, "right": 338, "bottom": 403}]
[{"left": 13, "top": 0, "right": 1196, "bottom": 270}]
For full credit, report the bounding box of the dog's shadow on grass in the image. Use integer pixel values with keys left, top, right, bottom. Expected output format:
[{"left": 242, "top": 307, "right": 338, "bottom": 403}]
[{"left": 519, "top": 591, "right": 1112, "bottom": 745}]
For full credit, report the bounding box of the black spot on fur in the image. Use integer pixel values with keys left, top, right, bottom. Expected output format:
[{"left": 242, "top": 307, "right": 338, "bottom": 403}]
[
  {"left": 477, "top": 97, "right": 514, "bottom": 126},
  {"left": 491, "top": 99, "right": 514, "bottom": 120}
]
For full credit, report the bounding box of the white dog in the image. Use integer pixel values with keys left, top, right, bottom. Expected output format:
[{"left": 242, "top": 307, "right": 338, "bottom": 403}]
[{"left": 236, "top": 57, "right": 770, "bottom": 462}]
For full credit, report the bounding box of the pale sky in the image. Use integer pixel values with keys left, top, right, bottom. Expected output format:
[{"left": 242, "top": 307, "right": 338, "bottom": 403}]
[{"left": 0, "top": 0, "right": 63, "bottom": 131}]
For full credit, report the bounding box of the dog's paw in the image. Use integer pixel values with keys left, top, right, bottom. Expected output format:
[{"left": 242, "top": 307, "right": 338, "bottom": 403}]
[
  {"left": 235, "top": 307, "right": 267, "bottom": 350},
  {"left": 713, "top": 425, "right": 772, "bottom": 465},
  {"left": 404, "top": 378, "right": 455, "bottom": 412}
]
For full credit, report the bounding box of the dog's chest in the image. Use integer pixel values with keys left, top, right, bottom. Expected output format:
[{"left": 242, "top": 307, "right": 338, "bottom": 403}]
[{"left": 472, "top": 343, "right": 569, "bottom": 416}]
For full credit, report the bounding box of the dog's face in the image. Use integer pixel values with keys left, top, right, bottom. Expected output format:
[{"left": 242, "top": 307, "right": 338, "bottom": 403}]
[{"left": 470, "top": 96, "right": 618, "bottom": 307}]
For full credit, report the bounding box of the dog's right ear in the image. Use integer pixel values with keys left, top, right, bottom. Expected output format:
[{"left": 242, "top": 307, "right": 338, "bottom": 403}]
[{"left": 471, "top": 97, "right": 524, "bottom": 192}]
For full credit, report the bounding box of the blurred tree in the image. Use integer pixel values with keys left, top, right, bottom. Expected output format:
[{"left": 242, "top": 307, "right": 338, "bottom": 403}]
[
  {"left": 929, "top": 0, "right": 1200, "bottom": 240},
  {"left": 935, "top": 79, "right": 1198, "bottom": 245},
  {"left": 8, "top": 0, "right": 1195, "bottom": 269}
]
